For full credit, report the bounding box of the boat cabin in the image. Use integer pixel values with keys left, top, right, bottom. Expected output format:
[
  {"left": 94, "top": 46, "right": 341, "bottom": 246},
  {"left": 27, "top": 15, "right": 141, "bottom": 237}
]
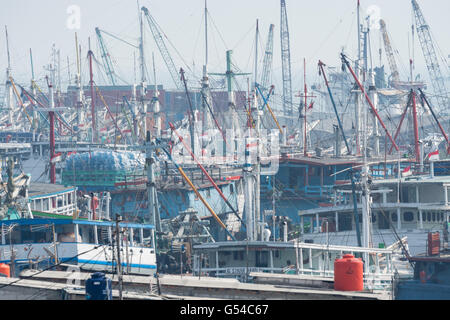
[
  {"left": 193, "top": 239, "right": 395, "bottom": 289},
  {"left": 28, "top": 183, "right": 77, "bottom": 217},
  {"left": 0, "top": 218, "right": 157, "bottom": 275}
]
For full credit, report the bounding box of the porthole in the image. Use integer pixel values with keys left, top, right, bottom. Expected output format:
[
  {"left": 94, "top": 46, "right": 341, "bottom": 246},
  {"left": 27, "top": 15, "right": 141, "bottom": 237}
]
[
  {"left": 391, "top": 212, "right": 397, "bottom": 222},
  {"left": 403, "top": 212, "right": 414, "bottom": 222}
]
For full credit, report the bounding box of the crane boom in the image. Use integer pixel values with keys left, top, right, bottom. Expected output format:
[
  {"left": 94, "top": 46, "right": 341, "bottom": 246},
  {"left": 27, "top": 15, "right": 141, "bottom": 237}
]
[
  {"left": 141, "top": 6, "right": 183, "bottom": 90},
  {"left": 260, "top": 24, "right": 274, "bottom": 94},
  {"left": 280, "top": 0, "right": 293, "bottom": 119},
  {"left": 412, "top": 0, "right": 449, "bottom": 113},
  {"left": 379, "top": 19, "right": 400, "bottom": 84},
  {"left": 95, "top": 27, "right": 117, "bottom": 86}
]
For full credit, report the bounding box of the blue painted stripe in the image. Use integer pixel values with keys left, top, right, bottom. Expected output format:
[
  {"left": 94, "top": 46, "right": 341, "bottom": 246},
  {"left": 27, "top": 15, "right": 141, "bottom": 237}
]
[
  {"left": 0, "top": 258, "right": 156, "bottom": 270},
  {"left": 0, "top": 218, "right": 154, "bottom": 230},
  {"left": 0, "top": 257, "right": 77, "bottom": 264},
  {"left": 78, "top": 259, "right": 156, "bottom": 269},
  {"left": 74, "top": 220, "right": 155, "bottom": 229}
]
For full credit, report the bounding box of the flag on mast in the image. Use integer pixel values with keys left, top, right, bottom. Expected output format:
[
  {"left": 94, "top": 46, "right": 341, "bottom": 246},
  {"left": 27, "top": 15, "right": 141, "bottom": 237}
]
[
  {"left": 51, "top": 152, "right": 62, "bottom": 164},
  {"left": 428, "top": 150, "right": 439, "bottom": 161},
  {"left": 402, "top": 166, "right": 412, "bottom": 177}
]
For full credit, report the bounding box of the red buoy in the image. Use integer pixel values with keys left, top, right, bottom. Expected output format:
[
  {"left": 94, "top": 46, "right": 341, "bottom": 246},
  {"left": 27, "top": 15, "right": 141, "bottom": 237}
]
[
  {"left": 334, "top": 254, "right": 363, "bottom": 291},
  {"left": 0, "top": 263, "right": 11, "bottom": 278}
]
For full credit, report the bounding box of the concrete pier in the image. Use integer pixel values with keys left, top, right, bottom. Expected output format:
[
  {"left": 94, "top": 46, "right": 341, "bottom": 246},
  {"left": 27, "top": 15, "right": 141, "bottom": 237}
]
[{"left": 13, "top": 270, "right": 391, "bottom": 300}]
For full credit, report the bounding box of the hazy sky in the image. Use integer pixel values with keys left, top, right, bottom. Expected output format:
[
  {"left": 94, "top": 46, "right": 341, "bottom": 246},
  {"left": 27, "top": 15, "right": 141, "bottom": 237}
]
[{"left": 0, "top": 0, "right": 449, "bottom": 92}]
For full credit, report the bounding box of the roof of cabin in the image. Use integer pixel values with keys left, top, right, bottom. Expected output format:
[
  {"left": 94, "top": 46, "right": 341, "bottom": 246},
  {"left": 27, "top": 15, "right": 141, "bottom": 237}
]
[{"left": 28, "top": 183, "right": 76, "bottom": 199}]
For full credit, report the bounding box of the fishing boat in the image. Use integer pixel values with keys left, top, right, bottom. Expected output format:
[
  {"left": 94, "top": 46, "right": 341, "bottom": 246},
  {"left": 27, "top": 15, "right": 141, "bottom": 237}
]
[
  {"left": 0, "top": 155, "right": 157, "bottom": 277},
  {"left": 395, "top": 226, "right": 450, "bottom": 299},
  {"left": 297, "top": 160, "right": 450, "bottom": 276},
  {"left": 0, "top": 218, "right": 157, "bottom": 276}
]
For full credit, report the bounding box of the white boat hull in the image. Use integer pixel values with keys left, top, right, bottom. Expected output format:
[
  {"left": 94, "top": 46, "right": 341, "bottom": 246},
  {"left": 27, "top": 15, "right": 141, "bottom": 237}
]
[{"left": 0, "top": 242, "right": 156, "bottom": 276}]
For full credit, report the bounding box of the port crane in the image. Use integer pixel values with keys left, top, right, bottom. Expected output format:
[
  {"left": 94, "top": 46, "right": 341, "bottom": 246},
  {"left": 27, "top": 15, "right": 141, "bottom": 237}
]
[
  {"left": 95, "top": 27, "right": 140, "bottom": 86},
  {"left": 280, "top": 0, "right": 293, "bottom": 120},
  {"left": 141, "top": 6, "right": 183, "bottom": 90},
  {"left": 412, "top": 0, "right": 449, "bottom": 113},
  {"left": 379, "top": 19, "right": 400, "bottom": 85},
  {"left": 95, "top": 28, "right": 117, "bottom": 86},
  {"left": 260, "top": 24, "right": 275, "bottom": 97}
]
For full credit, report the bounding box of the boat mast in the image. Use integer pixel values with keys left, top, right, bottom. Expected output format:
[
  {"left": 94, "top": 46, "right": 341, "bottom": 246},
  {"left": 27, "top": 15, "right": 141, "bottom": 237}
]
[
  {"left": 303, "top": 58, "right": 307, "bottom": 156},
  {"left": 145, "top": 131, "right": 161, "bottom": 233},
  {"left": 201, "top": 0, "right": 213, "bottom": 154},
  {"left": 47, "top": 76, "right": 56, "bottom": 184},
  {"left": 115, "top": 214, "right": 123, "bottom": 300},
  {"left": 5, "top": 26, "right": 13, "bottom": 126},
  {"left": 152, "top": 52, "right": 161, "bottom": 139},
  {"left": 139, "top": 1, "right": 147, "bottom": 139},
  {"left": 254, "top": 19, "right": 259, "bottom": 91},
  {"left": 132, "top": 52, "right": 138, "bottom": 139},
  {"left": 75, "top": 33, "right": 84, "bottom": 139},
  {"left": 360, "top": 7, "right": 372, "bottom": 264},
  {"left": 255, "top": 87, "right": 262, "bottom": 241},
  {"left": 354, "top": 0, "right": 363, "bottom": 155},
  {"left": 30, "top": 48, "right": 39, "bottom": 138},
  {"left": 87, "top": 39, "right": 97, "bottom": 143},
  {"left": 254, "top": 20, "right": 262, "bottom": 241},
  {"left": 365, "top": 17, "right": 380, "bottom": 156}
]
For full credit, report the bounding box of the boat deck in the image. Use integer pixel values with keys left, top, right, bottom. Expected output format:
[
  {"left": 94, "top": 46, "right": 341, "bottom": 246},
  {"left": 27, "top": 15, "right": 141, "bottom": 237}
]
[{"left": 28, "top": 183, "right": 76, "bottom": 198}]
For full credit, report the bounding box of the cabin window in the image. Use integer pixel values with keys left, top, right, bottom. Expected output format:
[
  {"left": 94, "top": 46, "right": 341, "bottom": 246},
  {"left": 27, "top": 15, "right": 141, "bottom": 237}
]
[
  {"left": 289, "top": 170, "right": 297, "bottom": 188},
  {"left": 255, "top": 251, "right": 268, "bottom": 268},
  {"left": 378, "top": 212, "right": 390, "bottom": 230},
  {"left": 427, "top": 212, "right": 431, "bottom": 222},
  {"left": 67, "top": 193, "right": 72, "bottom": 204},
  {"left": 56, "top": 225, "right": 76, "bottom": 242},
  {"left": 57, "top": 196, "right": 63, "bottom": 208},
  {"left": 136, "top": 192, "right": 145, "bottom": 201},
  {"left": 12, "top": 225, "right": 52, "bottom": 244},
  {"left": 403, "top": 212, "right": 414, "bottom": 222},
  {"left": 391, "top": 212, "right": 398, "bottom": 222},
  {"left": 340, "top": 213, "right": 353, "bottom": 231},
  {"left": 34, "top": 199, "right": 41, "bottom": 210},
  {"left": 233, "top": 251, "right": 244, "bottom": 260},
  {"left": 432, "top": 212, "right": 436, "bottom": 222},
  {"left": 371, "top": 214, "right": 377, "bottom": 223},
  {"left": 401, "top": 188, "right": 409, "bottom": 202},
  {"left": 97, "top": 227, "right": 110, "bottom": 245},
  {"left": 78, "top": 225, "right": 95, "bottom": 243},
  {"left": 142, "top": 229, "right": 153, "bottom": 247},
  {"left": 440, "top": 212, "right": 444, "bottom": 221},
  {"left": 43, "top": 199, "right": 49, "bottom": 211}
]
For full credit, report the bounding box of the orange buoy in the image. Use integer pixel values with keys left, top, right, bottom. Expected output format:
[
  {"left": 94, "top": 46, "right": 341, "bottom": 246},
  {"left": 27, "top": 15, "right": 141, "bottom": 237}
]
[
  {"left": 334, "top": 254, "right": 363, "bottom": 291},
  {"left": 0, "top": 263, "right": 11, "bottom": 278},
  {"left": 420, "top": 270, "right": 427, "bottom": 283}
]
